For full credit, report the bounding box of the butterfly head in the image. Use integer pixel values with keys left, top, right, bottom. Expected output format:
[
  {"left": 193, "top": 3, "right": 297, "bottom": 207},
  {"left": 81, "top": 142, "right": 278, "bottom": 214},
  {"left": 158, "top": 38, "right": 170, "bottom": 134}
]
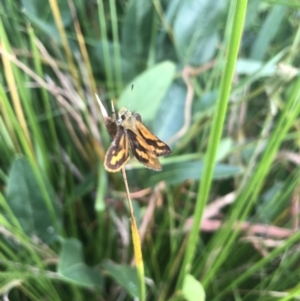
[
  {"left": 117, "top": 107, "right": 143, "bottom": 130},
  {"left": 117, "top": 107, "right": 129, "bottom": 124}
]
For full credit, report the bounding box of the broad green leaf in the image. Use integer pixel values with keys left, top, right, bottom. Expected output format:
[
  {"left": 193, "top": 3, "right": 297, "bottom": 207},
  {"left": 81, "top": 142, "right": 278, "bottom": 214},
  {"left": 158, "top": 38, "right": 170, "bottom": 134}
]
[
  {"left": 250, "top": 5, "right": 286, "bottom": 60},
  {"left": 215, "top": 138, "right": 234, "bottom": 162},
  {"left": 118, "top": 61, "right": 176, "bottom": 122},
  {"left": 58, "top": 239, "right": 103, "bottom": 287},
  {"left": 6, "top": 157, "right": 62, "bottom": 244},
  {"left": 235, "top": 51, "right": 287, "bottom": 87},
  {"left": 182, "top": 274, "right": 205, "bottom": 301},
  {"left": 102, "top": 261, "right": 139, "bottom": 298},
  {"left": 244, "top": 0, "right": 261, "bottom": 29},
  {"left": 153, "top": 79, "right": 186, "bottom": 141},
  {"left": 173, "top": 0, "right": 225, "bottom": 65},
  {"left": 236, "top": 59, "right": 276, "bottom": 76},
  {"left": 149, "top": 161, "right": 243, "bottom": 185}
]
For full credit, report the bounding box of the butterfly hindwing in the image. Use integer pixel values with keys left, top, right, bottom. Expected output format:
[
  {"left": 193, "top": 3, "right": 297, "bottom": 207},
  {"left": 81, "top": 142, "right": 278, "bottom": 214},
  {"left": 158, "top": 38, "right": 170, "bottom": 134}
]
[{"left": 104, "top": 128, "right": 130, "bottom": 172}]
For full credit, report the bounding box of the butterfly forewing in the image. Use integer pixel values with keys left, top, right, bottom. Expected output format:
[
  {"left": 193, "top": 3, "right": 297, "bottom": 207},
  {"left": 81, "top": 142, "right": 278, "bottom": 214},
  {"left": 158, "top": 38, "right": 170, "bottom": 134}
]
[
  {"left": 127, "top": 129, "right": 162, "bottom": 171},
  {"left": 136, "top": 121, "right": 172, "bottom": 157},
  {"left": 104, "top": 128, "right": 130, "bottom": 172}
]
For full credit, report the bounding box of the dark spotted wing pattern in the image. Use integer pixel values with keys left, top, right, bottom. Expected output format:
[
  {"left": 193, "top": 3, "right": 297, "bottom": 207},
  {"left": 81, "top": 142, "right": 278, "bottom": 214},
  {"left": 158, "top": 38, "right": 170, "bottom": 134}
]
[{"left": 104, "top": 128, "right": 130, "bottom": 172}]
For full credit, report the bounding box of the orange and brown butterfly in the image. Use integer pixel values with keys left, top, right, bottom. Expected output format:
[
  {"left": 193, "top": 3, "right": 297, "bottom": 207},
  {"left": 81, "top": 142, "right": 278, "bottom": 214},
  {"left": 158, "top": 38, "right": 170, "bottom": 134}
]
[{"left": 104, "top": 107, "right": 172, "bottom": 172}]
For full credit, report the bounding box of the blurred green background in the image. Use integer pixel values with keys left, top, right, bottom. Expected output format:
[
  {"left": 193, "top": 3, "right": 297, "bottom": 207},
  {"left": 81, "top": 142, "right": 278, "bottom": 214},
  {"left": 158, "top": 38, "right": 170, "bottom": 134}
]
[{"left": 1, "top": 0, "right": 300, "bottom": 300}]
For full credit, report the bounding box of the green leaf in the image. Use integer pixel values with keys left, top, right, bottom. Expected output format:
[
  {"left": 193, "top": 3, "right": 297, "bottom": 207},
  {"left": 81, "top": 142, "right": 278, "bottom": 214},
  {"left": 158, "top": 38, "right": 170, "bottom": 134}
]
[
  {"left": 58, "top": 239, "right": 103, "bottom": 287},
  {"left": 153, "top": 79, "right": 186, "bottom": 141},
  {"left": 173, "top": 0, "right": 225, "bottom": 65},
  {"left": 156, "top": 0, "right": 181, "bottom": 62},
  {"left": 6, "top": 157, "right": 62, "bottom": 244},
  {"left": 102, "top": 261, "right": 139, "bottom": 298},
  {"left": 93, "top": 40, "right": 119, "bottom": 76},
  {"left": 250, "top": 5, "right": 286, "bottom": 60},
  {"left": 93, "top": 40, "right": 137, "bottom": 83},
  {"left": 149, "top": 161, "right": 243, "bottom": 185},
  {"left": 21, "top": 0, "right": 72, "bottom": 40},
  {"left": 193, "top": 91, "right": 218, "bottom": 119},
  {"left": 236, "top": 59, "right": 276, "bottom": 77},
  {"left": 118, "top": 61, "right": 176, "bottom": 122},
  {"left": 182, "top": 274, "right": 205, "bottom": 301},
  {"left": 67, "top": 172, "right": 95, "bottom": 205},
  {"left": 215, "top": 138, "right": 234, "bottom": 162},
  {"left": 122, "top": 0, "right": 154, "bottom": 64},
  {"left": 244, "top": 0, "right": 261, "bottom": 30}
]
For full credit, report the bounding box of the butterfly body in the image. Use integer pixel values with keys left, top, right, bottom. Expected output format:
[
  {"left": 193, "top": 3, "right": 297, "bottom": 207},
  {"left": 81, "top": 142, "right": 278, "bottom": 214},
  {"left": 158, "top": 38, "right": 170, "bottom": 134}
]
[{"left": 104, "top": 108, "right": 172, "bottom": 172}]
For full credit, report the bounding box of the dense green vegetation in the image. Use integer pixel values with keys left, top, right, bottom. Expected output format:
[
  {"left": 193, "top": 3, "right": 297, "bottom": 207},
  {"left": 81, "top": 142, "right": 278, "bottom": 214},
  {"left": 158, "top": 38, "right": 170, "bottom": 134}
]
[{"left": 1, "top": 0, "right": 300, "bottom": 300}]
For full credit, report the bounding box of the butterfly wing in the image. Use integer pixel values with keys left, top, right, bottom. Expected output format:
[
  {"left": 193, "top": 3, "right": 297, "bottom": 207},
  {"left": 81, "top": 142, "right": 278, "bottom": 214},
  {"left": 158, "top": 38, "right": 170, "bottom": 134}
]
[
  {"left": 135, "top": 121, "right": 172, "bottom": 157},
  {"left": 104, "top": 128, "right": 130, "bottom": 172},
  {"left": 126, "top": 129, "right": 162, "bottom": 171}
]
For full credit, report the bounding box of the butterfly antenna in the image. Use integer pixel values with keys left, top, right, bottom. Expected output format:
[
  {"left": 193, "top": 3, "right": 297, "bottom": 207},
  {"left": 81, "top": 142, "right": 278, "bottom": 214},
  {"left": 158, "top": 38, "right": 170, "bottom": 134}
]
[{"left": 127, "top": 83, "right": 134, "bottom": 110}]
